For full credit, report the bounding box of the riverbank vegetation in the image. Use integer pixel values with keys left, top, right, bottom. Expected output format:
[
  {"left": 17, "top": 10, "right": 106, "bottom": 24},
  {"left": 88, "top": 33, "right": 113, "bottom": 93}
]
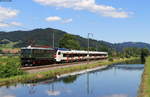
[
  {"left": 0, "top": 56, "right": 24, "bottom": 78},
  {"left": 138, "top": 57, "right": 150, "bottom": 97},
  {"left": 0, "top": 57, "right": 139, "bottom": 86}
]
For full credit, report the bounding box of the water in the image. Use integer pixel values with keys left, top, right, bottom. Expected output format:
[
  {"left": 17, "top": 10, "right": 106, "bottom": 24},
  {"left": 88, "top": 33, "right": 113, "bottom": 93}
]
[{"left": 0, "top": 64, "right": 144, "bottom": 97}]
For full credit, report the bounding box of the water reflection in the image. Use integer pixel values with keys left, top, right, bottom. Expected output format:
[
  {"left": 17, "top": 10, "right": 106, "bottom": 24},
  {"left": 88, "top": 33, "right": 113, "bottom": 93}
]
[
  {"left": 0, "top": 89, "right": 16, "bottom": 97},
  {"left": 46, "top": 90, "right": 60, "bottom": 96},
  {"left": 103, "top": 94, "right": 129, "bottom": 97},
  {"left": 114, "top": 64, "right": 144, "bottom": 71},
  {"left": 0, "top": 64, "right": 144, "bottom": 97},
  {"left": 28, "top": 84, "right": 37, "bottom": 95},
  {"left": 46, "top": 83, "right": 61, "bottom": 96},
  {"left": 62, "top": 75, "right": 77, "bottom": 84}
]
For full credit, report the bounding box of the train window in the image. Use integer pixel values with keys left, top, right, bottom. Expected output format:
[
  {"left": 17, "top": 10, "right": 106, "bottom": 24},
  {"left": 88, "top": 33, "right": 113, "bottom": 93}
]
[
  {"left": 21, "top": 49, "right": 31, "bottom": 54},
  {"left": 58, "top": 52, "right": 61, "bottom": 55},
  {"left": 63, "top": 54, "right": 67, "bottom": 57}
]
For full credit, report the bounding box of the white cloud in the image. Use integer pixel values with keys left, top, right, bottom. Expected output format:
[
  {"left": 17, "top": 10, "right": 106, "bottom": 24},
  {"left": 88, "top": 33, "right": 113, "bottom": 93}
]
[
  {"left": 0, "top": 22, "right": 9, "bottom": 27},
  {"left": 0, "top": 6, "right": 19, "bottom": 21},
  {"left": 33, "top": 0, "right": 132, "bottom": 18},
  {"left": 46, "top": 16, "right": 62, "bottom": 22},
  {"left": 11, "top": 22, "right": 22, "bottom": 26},
  {"left": 0, "top": 6, "right": 22, "bottom": 28},
  {"left": 0, "top": 6, "right": 22, "bottom": 27},
  {"left": 46, "top": 16, "right": 73, "bottom": 24},
  {"left": 62, "top": 18, "right": 73, "bottom": 23},
  {"left": 0, "top": 21, "right": 22, "bottom": 27}
]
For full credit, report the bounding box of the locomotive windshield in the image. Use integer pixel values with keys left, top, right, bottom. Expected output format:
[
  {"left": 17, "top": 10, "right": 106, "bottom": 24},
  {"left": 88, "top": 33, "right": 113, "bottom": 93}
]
[
  {"left": 21, "top": 47, "right": 55, "bottom": 59},
  {"left": 21, "top": 49, "right": 32, "bottom": 58}
]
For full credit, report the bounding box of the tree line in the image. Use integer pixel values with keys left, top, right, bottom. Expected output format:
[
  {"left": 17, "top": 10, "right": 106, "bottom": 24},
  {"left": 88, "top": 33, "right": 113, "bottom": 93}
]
[{"left": 59, "top": 34, "right": 150, "bottom": 61}]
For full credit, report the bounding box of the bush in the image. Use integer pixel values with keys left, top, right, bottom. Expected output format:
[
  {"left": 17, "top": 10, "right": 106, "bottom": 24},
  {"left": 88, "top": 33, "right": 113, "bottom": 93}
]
[
  {"left": 0, "top": 56, "right": 24, "bottom": 78},
  {"left": 108, "top": 57, "right": 113, "bottom": 62}
]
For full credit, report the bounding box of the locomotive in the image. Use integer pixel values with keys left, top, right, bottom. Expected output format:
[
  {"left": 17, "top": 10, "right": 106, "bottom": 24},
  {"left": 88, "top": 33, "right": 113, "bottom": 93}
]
[{"left": 21, "top": 46, "right": 108, "bottom": 66}]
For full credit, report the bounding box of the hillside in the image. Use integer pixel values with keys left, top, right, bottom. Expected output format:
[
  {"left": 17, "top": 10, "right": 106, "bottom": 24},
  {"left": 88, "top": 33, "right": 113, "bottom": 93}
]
[
  {"left": 0, "top": 28, "right": 112, "bottom": 51},
  {"left": 0, "top": 28, "right": 150, "bottom": 51},
  {"left": 0, "top": 28, "right": 66, "bottom": 47},
  {"left": 114, "top": 42, "right": 150, "bottom": 51}
]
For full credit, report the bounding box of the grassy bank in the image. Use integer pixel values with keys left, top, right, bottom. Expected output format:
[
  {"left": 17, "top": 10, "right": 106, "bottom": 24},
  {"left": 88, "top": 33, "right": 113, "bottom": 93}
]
[
  {"left": 0, "top": 57, "right": 139, "bottom": 86},
  {"left": 138, "top": 57, "right": 150, "bottom": 97}
]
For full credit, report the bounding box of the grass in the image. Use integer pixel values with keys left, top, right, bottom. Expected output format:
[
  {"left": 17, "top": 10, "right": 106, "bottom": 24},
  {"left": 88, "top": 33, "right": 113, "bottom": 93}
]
[
  {"left": 0, "top": 56, "right": 20, "bottom": 65},
  {"left": 138, "top": 57, "right": 150, "bottom": 97},
  {"left": 0, "top": 57, "right": 139, "bottom": 86}
]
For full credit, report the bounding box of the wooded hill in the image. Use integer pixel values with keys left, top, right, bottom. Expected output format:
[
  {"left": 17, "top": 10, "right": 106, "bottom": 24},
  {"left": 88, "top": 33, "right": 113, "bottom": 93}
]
[{"left": 0, "top": 28, "right": 150, "bottom": 52}]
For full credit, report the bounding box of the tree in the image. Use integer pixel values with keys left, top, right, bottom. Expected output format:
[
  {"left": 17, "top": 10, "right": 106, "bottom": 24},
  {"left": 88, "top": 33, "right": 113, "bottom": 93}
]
[
  {"left": 141, "top": 48, "right": 150, "bottom": 63},
  {"left": 59, "top": 34, "right": 80, "bottom": 50},
  {"left": 0, "top": 49, "right": 2, "bottom": 54},
  {"left": 98, "top": 45, "right": 110, "bottom": 52},
  {"left": 122, "top": 47, "right": 141, "bottom": 58}
]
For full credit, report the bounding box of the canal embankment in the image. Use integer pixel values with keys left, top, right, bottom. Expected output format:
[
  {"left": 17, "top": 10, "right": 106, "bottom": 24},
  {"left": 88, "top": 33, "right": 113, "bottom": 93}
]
[
  {"left": 138, "top": 57, "right": 150, "bottom": 97},
  {"left": 0, "top": 57, "right": 140, "bottom": 86}
]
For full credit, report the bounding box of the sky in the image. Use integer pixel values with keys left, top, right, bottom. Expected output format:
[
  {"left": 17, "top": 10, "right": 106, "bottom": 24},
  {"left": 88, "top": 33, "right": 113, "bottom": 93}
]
[{"left": 0, "top": 0, "right": 149, "bottom": 43}]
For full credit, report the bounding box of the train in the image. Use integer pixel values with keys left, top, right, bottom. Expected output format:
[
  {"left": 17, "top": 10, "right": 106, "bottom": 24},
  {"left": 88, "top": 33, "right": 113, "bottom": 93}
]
[{"left": 21, "top": 46, "right": 108, "bottom": 66}]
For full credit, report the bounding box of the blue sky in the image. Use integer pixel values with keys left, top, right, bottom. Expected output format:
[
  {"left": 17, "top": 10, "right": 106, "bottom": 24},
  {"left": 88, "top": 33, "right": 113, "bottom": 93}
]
[{"left": 0, "top": 0, "right": 149, "bottom": 43}]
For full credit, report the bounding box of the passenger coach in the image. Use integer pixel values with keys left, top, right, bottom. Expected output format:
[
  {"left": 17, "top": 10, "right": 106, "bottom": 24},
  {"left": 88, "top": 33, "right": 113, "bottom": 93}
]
[
  {"left": 21, "top": 46, "right": 108, "bottom": 66},
  {"left": 55, "top": 50, "right": 108, "bottom": 62}
]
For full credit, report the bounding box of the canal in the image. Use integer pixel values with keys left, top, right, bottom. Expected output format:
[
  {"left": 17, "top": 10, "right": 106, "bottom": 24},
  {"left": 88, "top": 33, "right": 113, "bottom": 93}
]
[{"left": 0, "top": 64, "right": 144, "bottom": 97}]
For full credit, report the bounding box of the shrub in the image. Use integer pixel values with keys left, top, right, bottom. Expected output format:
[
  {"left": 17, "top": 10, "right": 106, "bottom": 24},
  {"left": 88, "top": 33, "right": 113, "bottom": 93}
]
[
  {"left": 0, "top": 56, "right": 24, "bottom": 78},
  {"left": 108, "top": 57, "right": 113, "bottom": 62}
]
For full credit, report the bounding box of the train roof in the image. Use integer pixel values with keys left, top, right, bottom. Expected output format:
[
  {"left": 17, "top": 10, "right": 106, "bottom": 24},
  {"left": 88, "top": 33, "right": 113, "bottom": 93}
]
[
  {"left": 21, "top": 46, "right": 54, "bottom": 50},
  {"left": 21, "top": 46, "right": 108, "bottom": 54}
]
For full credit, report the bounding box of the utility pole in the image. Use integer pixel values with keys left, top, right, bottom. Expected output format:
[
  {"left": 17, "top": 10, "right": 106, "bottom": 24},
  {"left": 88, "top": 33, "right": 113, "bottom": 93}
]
[
  {"left": 96, "top": 41, "right": 98, "bottom": 51},
  {"left": 87, "top": 33, "right": 93, "bottom": 64},
  {"left": 86, "top": 33, "right": 93, "bottom": 96},
  {"left": 53, "top": 32, "right": 55, "bottom": 48}
]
